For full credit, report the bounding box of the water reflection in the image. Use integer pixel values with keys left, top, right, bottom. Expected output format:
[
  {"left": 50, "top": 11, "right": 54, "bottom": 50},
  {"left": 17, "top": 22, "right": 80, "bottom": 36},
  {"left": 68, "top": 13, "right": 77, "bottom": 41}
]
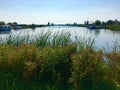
[
  {"left": 0, "top": 31, "right": 11, "bottom": 34},
  {"left": 94, "top": 29, "right": 100, "bottom": 36}
]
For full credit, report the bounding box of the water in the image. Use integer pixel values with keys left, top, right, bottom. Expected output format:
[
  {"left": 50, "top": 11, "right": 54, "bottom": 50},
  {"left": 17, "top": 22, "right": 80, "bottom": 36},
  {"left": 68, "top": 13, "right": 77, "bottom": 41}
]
[{"left": 0, "top": 26, "right": 120, "bottom": 52}]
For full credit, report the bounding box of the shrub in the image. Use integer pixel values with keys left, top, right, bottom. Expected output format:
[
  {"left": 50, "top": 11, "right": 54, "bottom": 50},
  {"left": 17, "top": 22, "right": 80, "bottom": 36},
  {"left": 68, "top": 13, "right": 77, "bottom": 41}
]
[
  {"left": 0, "top": 44, "right": 77, "bottom": 89},
  {"left": 70, "top": 48, "right": 116, "bottom": 90},
  {"left": 0, "top": 44, "right": 119, "bottom": 90},
  {"left": 105, "top": 52, "right": 120, "bottom": 87},
  {"left": 0, "top": 45, "right": 25, "bottom": 74}
]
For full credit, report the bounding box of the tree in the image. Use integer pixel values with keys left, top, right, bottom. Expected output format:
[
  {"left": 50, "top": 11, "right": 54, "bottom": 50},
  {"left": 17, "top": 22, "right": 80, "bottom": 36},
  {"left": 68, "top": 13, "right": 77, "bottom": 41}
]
[
  {"left": 47, "top": 22, "right": 50, "bottom": 26},
  {"left": 8, "top": 22, "right": 18, "bottom": 27},
  {"left": 13, "top": 22, "right": 17, "bottom": 25},
  {"left": 94, "top": 20, "right": 101, "bottom": 25},
  {"left": 51, "top": 23, "right": 54, "bottom": 26},
  {"left": 0, "top": 21, "right": 5, "bottom": 25},
  {"left": 84, "top": 21, "right": 89, "bottom": 25},
  {"left": 106, "top": 20, "right": 115, "bottom": 25},
  {"left": 101, "top": 21, "right": 106, "bottom": 26}
]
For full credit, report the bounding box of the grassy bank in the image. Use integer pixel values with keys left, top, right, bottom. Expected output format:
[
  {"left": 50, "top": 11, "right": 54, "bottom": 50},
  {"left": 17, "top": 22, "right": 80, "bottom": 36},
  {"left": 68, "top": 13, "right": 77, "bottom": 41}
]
[
  {"left": 81, "top": 24, "right": 120, "bottom": 31},
  {"left": 0, "top": 32, "right": 120, "bottom": 90},
  {"left": 106, "top": 25, "right": 120, "bottom": 31}
]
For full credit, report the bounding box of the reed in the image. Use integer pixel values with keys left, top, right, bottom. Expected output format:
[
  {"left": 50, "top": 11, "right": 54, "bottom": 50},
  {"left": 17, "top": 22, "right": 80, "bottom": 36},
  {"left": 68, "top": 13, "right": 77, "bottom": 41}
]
[
  {"left": 0, "top": 31, "right": 95, "bottom": 49},
  {"left": 106, "top": 39, "right": 120, "bottom": 53},
  {"left": 74, "top": 36, "right": 95, "bottom": 51}
]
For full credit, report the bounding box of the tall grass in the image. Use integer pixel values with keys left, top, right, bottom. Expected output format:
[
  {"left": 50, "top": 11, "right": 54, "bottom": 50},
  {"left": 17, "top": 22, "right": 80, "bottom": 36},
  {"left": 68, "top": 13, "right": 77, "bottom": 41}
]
[
  {"left": 1, "top": 31, "right": 119, "bottom": 52},
  {"left": 106, "top": 39, "right": 120, "bottom": 53},
  {"left": 74, "top": 36, "right": 95, "bottom": 50},
  {"left": 0, "top": 31, "right": 120, "bottom": 90},
  {"left": 0, "top": 31, "right": 95, "bottom": 49},
  {"left": 34, "top": 31, "right": 51, "bottom": 47}
]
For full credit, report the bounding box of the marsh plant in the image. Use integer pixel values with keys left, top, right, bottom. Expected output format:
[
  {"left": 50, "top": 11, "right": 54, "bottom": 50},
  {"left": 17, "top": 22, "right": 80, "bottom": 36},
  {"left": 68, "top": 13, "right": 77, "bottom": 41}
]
[
  {"left": 0, "top": 31, "right": 120, "bottom": 90},
  {"left": 0, "top": 31, "right": 95, "bottom": 49}
]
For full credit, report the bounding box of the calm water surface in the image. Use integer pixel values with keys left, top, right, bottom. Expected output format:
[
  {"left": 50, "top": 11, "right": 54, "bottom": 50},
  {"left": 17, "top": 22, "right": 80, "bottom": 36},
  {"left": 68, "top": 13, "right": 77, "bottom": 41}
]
[{"left": 0, "top": 26, "right": 120, "bottom": 52}]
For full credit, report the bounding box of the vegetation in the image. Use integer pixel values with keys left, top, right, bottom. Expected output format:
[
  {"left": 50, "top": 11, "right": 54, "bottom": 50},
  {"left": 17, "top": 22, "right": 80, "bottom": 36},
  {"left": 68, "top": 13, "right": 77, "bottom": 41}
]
[
  {"left": 1, "top": 19, "right": 120, "bottom": 30},
  {"left": 106, "top": 25, "right": 120, "bottom": 31},
  {"left": 93, "top": 19, "right": 120, "bottom": 30},
  {"left": 0, "top": 21, "right": 5, "bottom": 25},
  {"left": 70, "top": 49, "right": 120, "bottom": 90},
  {"left": 0, "top": 32, "right": 120, "bottom": 90},
  {"left": 84, "top": 19, "right": 120, "bottom": 30},
  {"left": 0, "top": 21, "right": 48, "bottom": 29}
]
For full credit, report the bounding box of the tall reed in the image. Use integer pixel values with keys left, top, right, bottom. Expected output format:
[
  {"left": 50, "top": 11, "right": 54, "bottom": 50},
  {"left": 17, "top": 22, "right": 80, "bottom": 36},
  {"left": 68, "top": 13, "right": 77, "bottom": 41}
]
[{"left": 0, "top": 31, "right": 95, "bottom": 49}]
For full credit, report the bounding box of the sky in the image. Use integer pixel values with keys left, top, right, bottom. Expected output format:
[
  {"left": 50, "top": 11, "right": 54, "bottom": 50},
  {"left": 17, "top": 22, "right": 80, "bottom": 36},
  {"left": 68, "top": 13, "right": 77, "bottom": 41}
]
[{"left": 0, "top": 0, "right": 120, "bottom": 24}]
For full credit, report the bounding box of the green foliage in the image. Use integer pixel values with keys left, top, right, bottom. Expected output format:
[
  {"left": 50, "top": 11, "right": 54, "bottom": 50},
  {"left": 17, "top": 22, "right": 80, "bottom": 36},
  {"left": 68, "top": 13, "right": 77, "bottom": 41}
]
[
  {"left": 70, "top": 48, "right": 117, "bottom": 90},
  {"left": 106, "top": 20, "right": 115, "bottom": 25},
  {"left": 84, "top": 19, "right": 120, "bottom": 30},
  {"left": 75, "top": 37, "right": 95, "bottom": 50},
  {"left": 0, "top": 33, "right": 120, "bottom": 90},
  {"left": 0, "top": 21, "right": 5, "bottom": 25},
  {"left": 0, "top": 31, "right": 95, "bottom": 50},
  {"left": 106, "top": 25, "right": 120, "bottom": 31},
  {"left": 94, "top": 20, "right": 101, "bottom": 26},
  {"left": 105, "top": 52, "right": 120, "bottom": 87},
  {"left": 0, "top": 44, "right": 77, "bottom": 90}
]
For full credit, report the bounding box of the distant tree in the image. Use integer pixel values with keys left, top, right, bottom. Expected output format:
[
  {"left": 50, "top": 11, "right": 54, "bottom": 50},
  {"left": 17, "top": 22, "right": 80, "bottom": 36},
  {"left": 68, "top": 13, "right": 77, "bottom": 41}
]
[
  {"left": 8, "top": 22, "right": 17, "bottom": 26},
  {"left": 47, "top": 22, "right": 50, "bottom": 26},
  {"left": 73, "top": 22, "right": 77, "bottom": 26},
  {"left": 84, "top": 21, "right": 89, "bottom": 25},
  {"left": 106, "top": 20, "right": 115, "bottom": 25},
  {"left": 31, "top": 24, "right": 35, "bottom": 27},
  {"left": 0, "top": 21, "right": 5, "bottom": 25},
  {"left": 31, "top": 24, "right": 36, "bottom": 29},
  {"left": 86, "top": 21, "right": 89, "bottom": 25},
  {"left": 13, "top": 22, "right": 17, "bottom": 25},
  {"left": 51, "top": 23, "right": 54, "bottom": 26},
  {"left": 94, "top": 20, "right": 101, "bottom": 25},
  {"left": 101, "top": 21, "right": 106, "bottom": 26},
  {"left": 8, "top": 22, "right": 12, "bottom": 25},
  {"left": 66, "top": 24, "right": 69, "bottom": 26}
]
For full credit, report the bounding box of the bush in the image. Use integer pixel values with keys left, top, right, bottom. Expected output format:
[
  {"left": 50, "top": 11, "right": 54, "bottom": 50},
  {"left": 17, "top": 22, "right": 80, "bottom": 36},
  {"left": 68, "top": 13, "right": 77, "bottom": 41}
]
[
  {"left": 0, "top": 44, "right": 77, "bottom": 90},
  {"left": 0, "top": 44, "right": 120, "bottom": 90},
  {"left": 105, "top": 52, "right": 120, "bottom": 87},
  {"left": 70, "top": 48, "right": 116, "bottom": 90}
]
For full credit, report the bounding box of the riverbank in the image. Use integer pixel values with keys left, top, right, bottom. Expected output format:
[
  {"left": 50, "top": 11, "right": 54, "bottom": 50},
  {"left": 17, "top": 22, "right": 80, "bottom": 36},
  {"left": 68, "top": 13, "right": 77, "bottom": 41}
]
[
  {"left": 0, "top": 32, "right": 120, "bottom": 90},
  {"left": 80, "top": 24, "right": 120, "bottom": 31},
  {"left": 106, "top": 25, "right": 120, "bottom": 31},
  {"left": 11, "top": 24, "right": 48, "bottom": 29}
]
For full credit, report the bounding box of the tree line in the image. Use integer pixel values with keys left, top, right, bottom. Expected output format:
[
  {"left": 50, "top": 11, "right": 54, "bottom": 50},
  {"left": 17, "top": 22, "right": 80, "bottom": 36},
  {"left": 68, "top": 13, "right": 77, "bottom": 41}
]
[
  {"left": 1, "top": 19, "right": 120, "bottom": 26},
  {"left": 85, "top": 19, "right": 120, "bottom": 26}
]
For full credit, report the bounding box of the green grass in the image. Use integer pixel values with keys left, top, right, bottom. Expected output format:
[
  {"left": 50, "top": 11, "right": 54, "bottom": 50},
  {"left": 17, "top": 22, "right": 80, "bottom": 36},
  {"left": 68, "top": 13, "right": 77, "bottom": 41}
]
[{"left": 106, "top": 25, "right": 120, "bottom": 31}]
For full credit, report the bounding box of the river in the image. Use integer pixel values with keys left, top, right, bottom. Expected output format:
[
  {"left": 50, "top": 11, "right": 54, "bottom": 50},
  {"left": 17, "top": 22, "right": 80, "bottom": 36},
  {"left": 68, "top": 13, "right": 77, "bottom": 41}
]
[{"left": 0, "top": 26, "right": 120, "bottom": 52}]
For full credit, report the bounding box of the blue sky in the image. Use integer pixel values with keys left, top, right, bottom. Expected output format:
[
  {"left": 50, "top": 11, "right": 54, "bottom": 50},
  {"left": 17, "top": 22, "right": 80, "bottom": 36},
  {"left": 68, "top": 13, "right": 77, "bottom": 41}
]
[{"left": 0, "top": 0, "right": 120, "bottom": 24}]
